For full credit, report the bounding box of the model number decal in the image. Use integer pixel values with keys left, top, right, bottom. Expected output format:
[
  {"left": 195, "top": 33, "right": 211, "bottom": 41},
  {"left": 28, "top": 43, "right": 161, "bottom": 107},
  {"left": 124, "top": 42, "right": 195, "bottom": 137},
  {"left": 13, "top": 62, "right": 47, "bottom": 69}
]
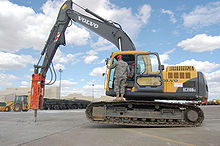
[
  {"left": 78, "top": 16, "right": 99, "bottom": 28},
  {"left": 183, "top": 88, "right": 196, "bottom": 92}
]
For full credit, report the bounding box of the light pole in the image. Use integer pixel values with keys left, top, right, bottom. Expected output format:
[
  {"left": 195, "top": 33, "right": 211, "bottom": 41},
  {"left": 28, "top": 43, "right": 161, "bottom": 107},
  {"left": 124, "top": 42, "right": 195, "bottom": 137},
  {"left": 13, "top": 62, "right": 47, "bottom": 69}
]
[
  {"left": 59, "top": 69, "right": 63, "bottom": 99},
  {"left": 92, "top": 83, "right": 94, "bottom": 101}
]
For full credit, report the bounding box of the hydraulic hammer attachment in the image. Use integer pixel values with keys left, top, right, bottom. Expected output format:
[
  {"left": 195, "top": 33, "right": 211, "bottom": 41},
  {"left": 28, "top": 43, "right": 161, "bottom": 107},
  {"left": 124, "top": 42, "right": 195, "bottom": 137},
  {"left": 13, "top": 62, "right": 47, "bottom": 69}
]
[
  {"left": 30, "top": 73, "right": 45, "bottom": 122},
  {"left": 30, "top": 73, "right": 45, "bottom": 110}
]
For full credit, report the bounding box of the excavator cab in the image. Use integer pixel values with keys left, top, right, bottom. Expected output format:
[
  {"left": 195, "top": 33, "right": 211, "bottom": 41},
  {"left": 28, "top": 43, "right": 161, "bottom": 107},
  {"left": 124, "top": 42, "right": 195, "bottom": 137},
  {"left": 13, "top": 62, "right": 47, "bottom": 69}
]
[
  {"left": 105, "top": 51, "right": 164, "bottom": 100},
  {"left": 134, "top": 53, "right": 163, "bottom": 91}
]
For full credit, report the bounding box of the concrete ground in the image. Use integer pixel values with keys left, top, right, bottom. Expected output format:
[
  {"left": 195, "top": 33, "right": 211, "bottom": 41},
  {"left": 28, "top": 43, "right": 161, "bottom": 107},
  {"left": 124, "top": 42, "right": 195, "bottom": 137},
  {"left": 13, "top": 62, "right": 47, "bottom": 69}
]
[{"left": 0, "top": 105, "right": 220, "bottom": 146}]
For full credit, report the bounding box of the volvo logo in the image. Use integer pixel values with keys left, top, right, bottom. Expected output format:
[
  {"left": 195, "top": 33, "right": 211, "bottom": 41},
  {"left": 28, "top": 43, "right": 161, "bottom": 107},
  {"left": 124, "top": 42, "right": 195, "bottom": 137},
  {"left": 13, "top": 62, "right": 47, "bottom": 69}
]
[{"left": 78, "top": 16, "right": 99, "bottom": 28}]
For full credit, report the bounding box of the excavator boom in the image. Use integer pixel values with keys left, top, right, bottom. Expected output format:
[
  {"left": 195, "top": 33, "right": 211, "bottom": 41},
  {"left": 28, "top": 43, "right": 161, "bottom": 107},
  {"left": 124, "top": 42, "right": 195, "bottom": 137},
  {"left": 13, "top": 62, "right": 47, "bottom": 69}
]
[
  {"left": 40, "top": 0, "right": 135, "bottom": 77},
  {"left": 31, "top": 0, "right": 135, "bottom": 111}
]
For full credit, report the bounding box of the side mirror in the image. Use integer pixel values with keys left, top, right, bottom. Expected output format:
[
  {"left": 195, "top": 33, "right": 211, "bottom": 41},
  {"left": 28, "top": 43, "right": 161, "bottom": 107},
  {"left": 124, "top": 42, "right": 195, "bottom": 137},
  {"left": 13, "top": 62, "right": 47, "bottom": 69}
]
[
  {"left": 161, "top": 65, "right": 165, "bottom": 71},
  {"left": 105, "top": 58, "right": 109, "bottom": 65},
  {"left": 102, "top": 73, "right": 105, "bottom": 76}
]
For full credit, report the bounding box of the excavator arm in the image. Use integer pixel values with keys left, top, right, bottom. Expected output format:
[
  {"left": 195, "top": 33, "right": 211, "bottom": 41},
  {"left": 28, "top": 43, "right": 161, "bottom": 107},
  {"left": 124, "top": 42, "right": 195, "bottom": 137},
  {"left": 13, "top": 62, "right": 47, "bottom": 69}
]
[{"left": 30, "top": 0, "right": 136, "bottom": 118}]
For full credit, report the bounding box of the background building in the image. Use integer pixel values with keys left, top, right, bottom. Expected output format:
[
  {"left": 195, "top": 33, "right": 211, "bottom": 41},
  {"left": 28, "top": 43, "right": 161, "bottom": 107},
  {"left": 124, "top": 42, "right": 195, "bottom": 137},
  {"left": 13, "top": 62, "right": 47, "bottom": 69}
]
[{"left": 0, "top": 86, "right": 92, "bottom": 102}]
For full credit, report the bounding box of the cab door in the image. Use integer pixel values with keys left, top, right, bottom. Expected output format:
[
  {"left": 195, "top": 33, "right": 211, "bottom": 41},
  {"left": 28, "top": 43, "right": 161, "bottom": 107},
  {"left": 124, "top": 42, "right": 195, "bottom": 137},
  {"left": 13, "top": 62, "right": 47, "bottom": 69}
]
[{"left": 135, "top": 53, "right": 164, "bottom": 92}]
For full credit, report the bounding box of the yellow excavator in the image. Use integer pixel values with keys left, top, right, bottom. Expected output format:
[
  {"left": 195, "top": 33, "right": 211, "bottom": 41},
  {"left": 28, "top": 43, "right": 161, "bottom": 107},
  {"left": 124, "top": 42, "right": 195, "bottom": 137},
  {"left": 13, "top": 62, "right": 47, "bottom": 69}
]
[{"left": 30, "top": 0, "right": 208, "bottom": 127}]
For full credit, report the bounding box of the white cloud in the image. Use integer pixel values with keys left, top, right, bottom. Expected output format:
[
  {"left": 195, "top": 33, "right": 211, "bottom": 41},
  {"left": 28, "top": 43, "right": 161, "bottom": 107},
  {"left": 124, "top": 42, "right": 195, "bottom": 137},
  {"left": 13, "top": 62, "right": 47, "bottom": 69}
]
[
  {"left": 41, "top": 0, "right": 64, "bottom": 17},
  {"left": 205, "top": 70, "right": 220, "bottom": 100},
  {"left": 48, "top": 79, "right": 80, "bottom": 96},
  {"left": 53, "top": 49, "right": 83, "bottom": 64},
  {"left": 24, "top": 75, "right": 32, "bottom": 80},
  {"left": 0, "top": 73, "right": 18, "bottom": 87},
  {"left": 0, "top": 73, "right": 17, "bottom": 80},
  {"left": 183, "top": 2, "right": 220, "bottom": 27},
  {"left": 91, "top": 37, "right": 115, "bottom": 52},
  {"left": 0, "top": 52, "right": 35, "bottom": 70},
  {"left": 152, "top": 29, "right": 157, "bottom": 33},
  {"left": 29, "top": 68, "right": 34, "bottom": 72},
  {"left": 100, "top": 59, "right": 105, "bottom": 64},
  {"left": 86, "top": 50, "right": 98, "bottom": 56},
  {"left": 74, "top": 0, "right": 151, "bottom": 37},
  {"left": 52, "top": 80, "right": 77, "bottom": 87},
  {"left": 161, "top": 9, "right": 177, "bottom": 24},
  {"left": 54, "top": 63, "right": 65, "bottom": 70},
  {"left": 82, "top": 84, "right": 105, "bottom": 98},
  {"left": 208, "top": 83, "right": 220, "bottom": 100},
  {"left": 206, "top": 70, "right": 220, "bottom": 83},
  {"left": 109, "top": 7, "right": 145, "bottom": 37},
  {"left": 137, "top": 4, "right": 152, "bottom": 24},
  {"left": 0, "top": 0, "right": 90, "bottom": 52},
  {"left": 178, "top": 34, "right": 220, "bottom": 52},
  {"left": 176, "top": 59, "right": 219, "bottom": 73},
  {"left": 84, "top": 55, "right": 99, "bottom": 64},
  {"left": 80, "top": 79, "right": 85, "bottom": 82},
  {"left": 86, "top": 38, "right": 114, "bottom": 65},
  {"left": 0, "top": 0, "right": 151, "bottom": 53},
  {"left": 96, "top": 45, "right": 115, "bottom": 52},
  {"left": 172, "top": 30, "right": 179, "bottom": 36},
  {"left": 91, "top": 37, "right": 111, "bottom": 48},
  {"left": 90, "top": 66, "right": 106, "bottom": 76},
  {"left": 66, "top": 25, "right": 90, "bottom": 46},
  {"left": 0, "top": 0, "right": 51, "bottom": 51},
  {"left": 159, "top": 48, "right": 176, "bottom": 64},
  {"left": 20, "top": 81, "right": 30, "bottom": 88},
  {"left": 42, "top": 0, "right": 91, "bottom": 46},
  {"left": 21, "top": 81, "right": 29, "bottom": 86}
]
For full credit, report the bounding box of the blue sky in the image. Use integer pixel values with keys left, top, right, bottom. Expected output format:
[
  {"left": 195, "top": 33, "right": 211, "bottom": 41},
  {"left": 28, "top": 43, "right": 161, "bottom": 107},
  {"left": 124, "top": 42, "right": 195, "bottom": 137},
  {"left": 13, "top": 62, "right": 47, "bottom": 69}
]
[{"left": 0, "top": 0, "right": 220, "bottom": 100}]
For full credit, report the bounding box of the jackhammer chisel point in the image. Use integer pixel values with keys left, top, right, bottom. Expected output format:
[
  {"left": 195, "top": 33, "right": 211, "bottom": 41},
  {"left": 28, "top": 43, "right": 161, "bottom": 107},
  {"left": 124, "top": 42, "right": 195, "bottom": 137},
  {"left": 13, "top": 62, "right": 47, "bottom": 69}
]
[{"left": 34, "top": 109, "right": 37, "bottom": 122}]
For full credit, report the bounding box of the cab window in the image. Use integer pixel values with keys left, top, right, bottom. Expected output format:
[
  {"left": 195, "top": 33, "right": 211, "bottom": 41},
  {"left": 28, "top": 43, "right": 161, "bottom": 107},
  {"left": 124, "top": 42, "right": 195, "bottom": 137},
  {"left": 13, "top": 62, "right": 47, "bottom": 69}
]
[
  {"left": 136, "top": 54, "right": 161, "bottom": 86},
  {"left": 137, "top": 54, "right": 160, "bottom": 75}
]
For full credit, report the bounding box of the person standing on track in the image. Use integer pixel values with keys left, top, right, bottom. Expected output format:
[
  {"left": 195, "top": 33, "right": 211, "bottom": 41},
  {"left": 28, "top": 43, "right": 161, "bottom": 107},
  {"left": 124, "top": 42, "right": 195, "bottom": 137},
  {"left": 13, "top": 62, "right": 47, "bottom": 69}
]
[{"left": 107, "top": 55, "right": 130, "bottom": 101}]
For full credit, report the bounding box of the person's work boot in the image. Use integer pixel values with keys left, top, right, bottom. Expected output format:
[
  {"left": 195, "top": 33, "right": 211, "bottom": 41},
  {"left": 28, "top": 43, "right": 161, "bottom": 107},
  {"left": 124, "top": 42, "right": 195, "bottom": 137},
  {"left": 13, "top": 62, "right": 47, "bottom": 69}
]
[
  {"left": 120, "top": 94, "right": 125, "bottom": 101},
  {"left": 119, "top": 97, "right": 125, "bottom": 101},
  {"left": 113, "top": 94, "right": 121, "bottom": 101}
]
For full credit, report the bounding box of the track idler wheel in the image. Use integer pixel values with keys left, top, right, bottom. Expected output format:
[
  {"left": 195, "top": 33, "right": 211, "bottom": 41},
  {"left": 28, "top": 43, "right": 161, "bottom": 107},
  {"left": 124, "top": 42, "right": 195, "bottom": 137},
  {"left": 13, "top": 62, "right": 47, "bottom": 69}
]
[{"left": 185, "top": 109, "right": 199, "bottom": 122}]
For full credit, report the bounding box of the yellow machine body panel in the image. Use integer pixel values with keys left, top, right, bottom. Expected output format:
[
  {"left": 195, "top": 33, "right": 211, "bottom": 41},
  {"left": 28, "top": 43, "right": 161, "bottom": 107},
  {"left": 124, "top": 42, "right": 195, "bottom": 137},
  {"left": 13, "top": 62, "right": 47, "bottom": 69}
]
[{"left": 163, "top": 66, "right": 198, "bottom": 93}]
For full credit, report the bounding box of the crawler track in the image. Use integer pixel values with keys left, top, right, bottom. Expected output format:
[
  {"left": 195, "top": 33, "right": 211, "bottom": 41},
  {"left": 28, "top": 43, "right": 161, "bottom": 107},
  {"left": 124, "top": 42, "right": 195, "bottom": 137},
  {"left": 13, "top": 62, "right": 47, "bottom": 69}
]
[{"left": 85, "top": 101, "right": 204, "bottom": 127}]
